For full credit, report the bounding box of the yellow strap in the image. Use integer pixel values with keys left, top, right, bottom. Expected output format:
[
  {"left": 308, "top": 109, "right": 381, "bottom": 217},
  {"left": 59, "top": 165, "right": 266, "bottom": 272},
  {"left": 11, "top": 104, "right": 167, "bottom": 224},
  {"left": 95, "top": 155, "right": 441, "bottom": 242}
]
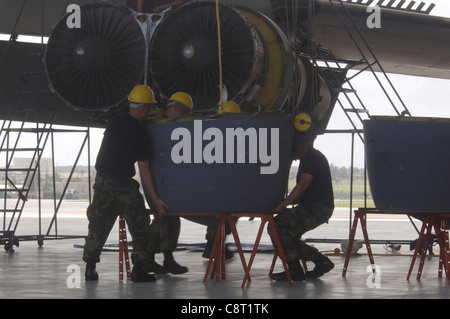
[{"left": 215, "top": 0, "right": 224, "bottom": 108}]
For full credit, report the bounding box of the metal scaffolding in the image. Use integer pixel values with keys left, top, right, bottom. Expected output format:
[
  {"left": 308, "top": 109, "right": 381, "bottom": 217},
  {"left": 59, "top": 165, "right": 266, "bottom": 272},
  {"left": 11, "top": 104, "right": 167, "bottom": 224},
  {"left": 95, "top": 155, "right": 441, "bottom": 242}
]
[{"left": 0, "top": 0, "right": 90, "bottom": 252}]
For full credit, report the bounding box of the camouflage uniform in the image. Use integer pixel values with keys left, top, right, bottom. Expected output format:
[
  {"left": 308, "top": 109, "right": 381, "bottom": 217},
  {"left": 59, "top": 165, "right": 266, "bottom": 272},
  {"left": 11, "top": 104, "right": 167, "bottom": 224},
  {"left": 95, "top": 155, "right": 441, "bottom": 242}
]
[
  {"left": 83, "top": 176, "right": 151, "bottom": 265},
  {"left": 268, "top": 202, "right": 334, "bottom": 262},
  {"left": 147, "top": 215, "right": 180, "bottom": 253}
]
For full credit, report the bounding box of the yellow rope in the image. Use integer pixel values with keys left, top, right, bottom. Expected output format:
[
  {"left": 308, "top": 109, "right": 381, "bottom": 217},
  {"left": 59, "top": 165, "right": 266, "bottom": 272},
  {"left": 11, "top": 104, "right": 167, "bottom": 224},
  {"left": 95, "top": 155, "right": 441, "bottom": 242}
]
[{"left": 215, "top": 0, "right": 224, "bottom": 109}]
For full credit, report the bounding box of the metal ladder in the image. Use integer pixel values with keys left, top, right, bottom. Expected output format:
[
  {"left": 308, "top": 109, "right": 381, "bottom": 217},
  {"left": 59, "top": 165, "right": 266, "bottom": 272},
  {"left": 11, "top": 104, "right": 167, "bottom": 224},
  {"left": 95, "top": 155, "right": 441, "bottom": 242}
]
[
  {"left": 323, "top": 0, "right": 412, "bottom": 136},
  {"left": 289, "top": 0, "right": 412, "bottom": 140},
  {"left": 0, "top": 48, "right": 91, "bottom": 251},
  {"left": 0, "top": 17, "right": 93, "bottom": 252},
  {"left": 293, "top": 0, "right": 413, "bottom": 221},
  {"left": 297, "top": 0, "right": 412, "bottom": 143},
  {"left": 0, "top": 47, "right": 59, "bottom": 251}
]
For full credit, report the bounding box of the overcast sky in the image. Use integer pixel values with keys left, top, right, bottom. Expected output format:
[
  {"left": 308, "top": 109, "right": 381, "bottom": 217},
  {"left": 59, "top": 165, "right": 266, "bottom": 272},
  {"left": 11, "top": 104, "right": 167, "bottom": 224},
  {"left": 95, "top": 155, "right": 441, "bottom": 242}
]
[{"left": 422, "top": 0, "right": 450, "bottom": 17}]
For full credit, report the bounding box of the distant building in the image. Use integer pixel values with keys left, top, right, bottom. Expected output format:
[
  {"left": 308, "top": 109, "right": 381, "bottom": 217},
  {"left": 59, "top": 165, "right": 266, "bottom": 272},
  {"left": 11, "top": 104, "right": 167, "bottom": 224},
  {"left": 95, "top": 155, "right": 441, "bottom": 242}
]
[{"left": 13, "top": 157, "right": 53, "bottom": 175}]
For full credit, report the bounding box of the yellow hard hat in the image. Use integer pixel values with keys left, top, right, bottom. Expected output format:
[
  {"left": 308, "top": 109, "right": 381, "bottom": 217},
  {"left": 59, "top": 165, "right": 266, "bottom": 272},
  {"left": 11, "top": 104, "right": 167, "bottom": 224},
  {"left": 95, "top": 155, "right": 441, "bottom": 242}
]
[
  {"left": 128, "top": 85, "right": 157, "bottom": 104},
  {"left": 294, "top": 113, "right": 312, "bottom": 132},
  {"left": 219, "top": 101, "right": 241, "bottom": 114},
  {"left": 168, "top": 92, "right": 193, "bottom": 109}
]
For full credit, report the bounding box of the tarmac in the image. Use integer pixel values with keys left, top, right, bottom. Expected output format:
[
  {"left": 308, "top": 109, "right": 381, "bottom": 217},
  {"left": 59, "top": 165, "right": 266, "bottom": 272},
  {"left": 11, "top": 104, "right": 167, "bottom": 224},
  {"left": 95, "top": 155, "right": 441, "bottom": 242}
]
[{"left": 0, "top": 201, "right": 449, "bottom": 301}]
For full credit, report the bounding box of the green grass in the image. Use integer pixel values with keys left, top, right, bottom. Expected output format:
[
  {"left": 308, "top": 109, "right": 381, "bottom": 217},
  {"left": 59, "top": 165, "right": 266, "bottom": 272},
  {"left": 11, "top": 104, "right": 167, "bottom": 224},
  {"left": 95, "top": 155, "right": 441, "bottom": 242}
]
[{"left": 288, "top": 177, "right": 374, "bottom": 207}]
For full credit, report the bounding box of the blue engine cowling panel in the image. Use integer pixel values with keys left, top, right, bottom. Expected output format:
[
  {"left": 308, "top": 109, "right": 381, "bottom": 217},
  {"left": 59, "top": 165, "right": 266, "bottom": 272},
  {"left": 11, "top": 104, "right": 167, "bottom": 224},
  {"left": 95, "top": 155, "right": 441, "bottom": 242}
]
[
  {"left": 364, "top": 117, "right": 450, "bottom": 213},
  {"left": 143, "top": 114, "right": 293, "bottom": 223}
]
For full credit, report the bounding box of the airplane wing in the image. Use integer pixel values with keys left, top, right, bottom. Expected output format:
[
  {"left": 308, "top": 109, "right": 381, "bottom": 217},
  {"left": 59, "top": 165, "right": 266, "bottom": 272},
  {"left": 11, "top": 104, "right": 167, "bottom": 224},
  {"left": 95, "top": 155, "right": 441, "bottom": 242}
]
[
  {"left": 223, "top": 0, "right": 450, "bottom": 80},
  {"left": 1, "top": 0, "right": 449, "bottom": 127}
]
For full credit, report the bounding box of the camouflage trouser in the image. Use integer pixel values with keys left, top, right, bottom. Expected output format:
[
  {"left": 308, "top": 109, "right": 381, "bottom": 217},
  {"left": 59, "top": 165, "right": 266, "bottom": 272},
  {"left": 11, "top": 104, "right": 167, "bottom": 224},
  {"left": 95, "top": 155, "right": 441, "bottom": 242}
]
[
  {"left": 83, "top": 176, "right": 151, "bottom": 265},
  {"left": 268, "top": 202, "right": 334, "bottom": 263},
  {"left": 205, "top": 217, "right": 238, "bottom": 241},
  {"left": 147, "top": 215, "right": 180, "bottom": 253}
]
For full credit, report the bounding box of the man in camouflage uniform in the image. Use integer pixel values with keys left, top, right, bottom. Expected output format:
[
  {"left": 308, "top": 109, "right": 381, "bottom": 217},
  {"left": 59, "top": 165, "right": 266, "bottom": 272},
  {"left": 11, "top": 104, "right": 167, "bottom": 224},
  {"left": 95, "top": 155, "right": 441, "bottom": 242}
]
[
  {"left": 83, "top": 85, "right": 168, "bottom": 282},
  {"left": 269, "top": 133, "right": 335, "bottom": 282},
  {"left": 145, "top": 92, "right": 192, "bottom": 275},
  {"left": 146, "top": 213, "right": 185, "bottom": 274}
]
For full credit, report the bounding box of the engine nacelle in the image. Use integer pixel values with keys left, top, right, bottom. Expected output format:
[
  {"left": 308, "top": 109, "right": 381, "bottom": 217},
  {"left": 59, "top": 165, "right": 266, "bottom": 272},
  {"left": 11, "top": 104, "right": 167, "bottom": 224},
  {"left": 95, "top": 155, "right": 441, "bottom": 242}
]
[
  {"left": 45, "top": 4, "right": 146, "bottom": 119},
  {"left": 45, "top": 2, "right": 339, "bottom": 130},
  {"left": 149, "top": 2, "right": 295, "bottom": 112}
]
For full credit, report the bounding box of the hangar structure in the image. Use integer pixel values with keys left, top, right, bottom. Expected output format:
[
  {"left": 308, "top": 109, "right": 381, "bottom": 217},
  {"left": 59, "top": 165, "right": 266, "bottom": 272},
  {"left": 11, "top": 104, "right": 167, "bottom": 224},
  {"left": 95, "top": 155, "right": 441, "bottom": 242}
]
[{"left": 0, "top": 0, "right": 449, "bottom": 252}]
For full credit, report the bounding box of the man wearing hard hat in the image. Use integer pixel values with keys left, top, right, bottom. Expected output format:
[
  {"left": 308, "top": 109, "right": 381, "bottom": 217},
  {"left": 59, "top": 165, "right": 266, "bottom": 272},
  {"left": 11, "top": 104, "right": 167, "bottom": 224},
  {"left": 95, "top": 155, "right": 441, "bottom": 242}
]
[
  {"left": 145, "top": 92, "right": 193, "bottom": 275},
  {"left": 83, "top": 84, "right": 168, "bottom": 283},
  {"left": 217, "top": 100, "right": 241, "bottom": 115},
  {"left": 268, "top": 114, "right": 335, "bottom": 282},
  {"left": 164, "top": 92, "right": 193, "bottom": 118}
]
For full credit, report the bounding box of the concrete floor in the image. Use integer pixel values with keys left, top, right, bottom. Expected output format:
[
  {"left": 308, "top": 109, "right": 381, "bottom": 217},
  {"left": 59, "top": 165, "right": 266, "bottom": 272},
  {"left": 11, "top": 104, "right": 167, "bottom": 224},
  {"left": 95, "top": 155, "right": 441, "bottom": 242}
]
[{"left": 1, "top": 203, "right": 449, "bottom": 300}]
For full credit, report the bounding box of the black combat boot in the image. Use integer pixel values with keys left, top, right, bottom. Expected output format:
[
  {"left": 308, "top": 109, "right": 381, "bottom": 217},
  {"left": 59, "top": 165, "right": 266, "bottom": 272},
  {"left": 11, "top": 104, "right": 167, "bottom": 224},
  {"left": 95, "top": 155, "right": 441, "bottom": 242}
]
[
  {"left": 271, "top": 261, "right": 305, "bottom": 282},
  {"left": 145, "top": 260, "right": 168, "bottom": 274},
  {"left": 305, "top": 252, "right": 335, "bottom": 278},
  {"left": 164, "top": 259, "right": 189, "bottom": 275},
  {"left": 202, "top": 239, "right": 213, "bottom": 258},
  {"left": 145, "top": 253, "right": 168, "bottom": 274},
  {"left": 131, "top": 264, "right": 157, "bottom": 282},
  {"left": 85, "top": 261, "right": 99, "bottom": 281},
  {"left": 163, "top": 251, "right": 188, "bottom": 274}
]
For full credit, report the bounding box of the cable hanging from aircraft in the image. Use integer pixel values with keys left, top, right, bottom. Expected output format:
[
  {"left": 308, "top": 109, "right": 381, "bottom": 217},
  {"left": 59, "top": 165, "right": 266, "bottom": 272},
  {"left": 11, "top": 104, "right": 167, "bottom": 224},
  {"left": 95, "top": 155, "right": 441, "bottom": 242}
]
[{"left": 215, "top": 0, "right": 224, "bottom": 110}]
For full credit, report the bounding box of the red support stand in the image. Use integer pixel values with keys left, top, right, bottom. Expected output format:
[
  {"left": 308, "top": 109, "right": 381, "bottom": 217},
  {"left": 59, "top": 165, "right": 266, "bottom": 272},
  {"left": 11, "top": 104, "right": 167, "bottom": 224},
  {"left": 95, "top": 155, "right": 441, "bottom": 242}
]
[
  {"left": 342, "top": 209, "right": 449, "bottom": 285},
  {"left": 201, "top": 213, "right": 293, "bottom": 286},
  {"left": 270, "top": 253, "right": 308, "bottom": 277},
  {"left": 342, "top": 210, "right": 376, "bottom": 277},
  {"left": 408, "top": 214, "right": 449, "bottom": 284},
  {"left": 203, "top": 214, "right": 249, "bottom": 284},
  {"left": 407, "top": 215, "right": 433, "bottom": 280},
  {"left": 441, "top": 217, "right": 450, "bottom": 284},
  {"left": 118, "top": 215, "right": 131, "bottom": 281},
  {"left": 147, "top": 211, "right": 293, "bottom": 286},
  {"left": 239, "top": 214, "right": 293, "bottom": 287}
]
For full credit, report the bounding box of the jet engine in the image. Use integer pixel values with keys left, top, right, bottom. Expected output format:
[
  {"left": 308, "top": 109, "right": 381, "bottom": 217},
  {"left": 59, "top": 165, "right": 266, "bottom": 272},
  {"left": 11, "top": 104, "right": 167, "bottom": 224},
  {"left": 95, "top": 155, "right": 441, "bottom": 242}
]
[
  {"left": 149, "top": 1, "right": 295, "bottom": 111},
  {"left": 45, "top": 4, "right": 146, "bottom": 120},
  {"left": 45, "top": 2, "right": 340, "bottom": 128}
]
